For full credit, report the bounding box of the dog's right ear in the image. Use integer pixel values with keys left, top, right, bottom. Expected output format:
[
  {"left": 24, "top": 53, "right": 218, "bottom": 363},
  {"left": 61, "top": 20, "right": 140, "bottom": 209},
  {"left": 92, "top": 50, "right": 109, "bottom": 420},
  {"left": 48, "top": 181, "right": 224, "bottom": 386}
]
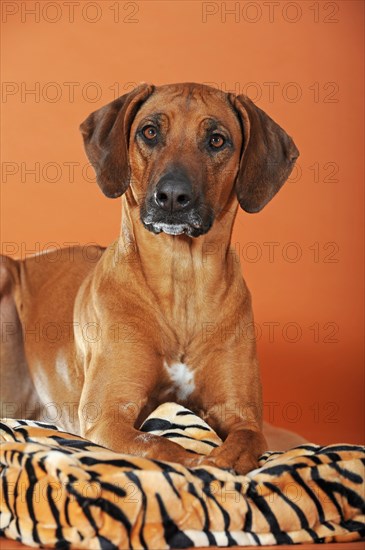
[{"left": 80, "top": 83, "right": 154, "bottom": 198}]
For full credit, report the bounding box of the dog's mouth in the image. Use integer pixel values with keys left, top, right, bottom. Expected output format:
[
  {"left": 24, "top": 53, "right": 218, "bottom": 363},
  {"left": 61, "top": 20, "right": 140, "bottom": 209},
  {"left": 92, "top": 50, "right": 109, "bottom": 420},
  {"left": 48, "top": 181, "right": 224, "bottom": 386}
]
[
  {"left": 146, "top": 222, "right": 192, "bottom": 236},
  {"left": 141, "top": 212, "right": 213, "bottom": 238}
]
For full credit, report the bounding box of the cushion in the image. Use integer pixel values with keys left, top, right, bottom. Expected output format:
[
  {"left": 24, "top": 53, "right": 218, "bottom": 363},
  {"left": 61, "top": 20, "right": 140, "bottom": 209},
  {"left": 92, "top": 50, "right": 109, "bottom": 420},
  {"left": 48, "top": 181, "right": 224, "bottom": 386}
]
[{"left": 1, "top": 403, "right": 364, "bottom": 548}]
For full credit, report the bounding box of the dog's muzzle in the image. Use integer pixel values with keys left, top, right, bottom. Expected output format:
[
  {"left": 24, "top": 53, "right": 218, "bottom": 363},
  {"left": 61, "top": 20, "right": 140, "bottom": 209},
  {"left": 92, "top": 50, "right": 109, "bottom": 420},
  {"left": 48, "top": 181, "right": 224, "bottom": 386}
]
[{"left": 140, "top": 172, "right": 213, "bottom": 238}]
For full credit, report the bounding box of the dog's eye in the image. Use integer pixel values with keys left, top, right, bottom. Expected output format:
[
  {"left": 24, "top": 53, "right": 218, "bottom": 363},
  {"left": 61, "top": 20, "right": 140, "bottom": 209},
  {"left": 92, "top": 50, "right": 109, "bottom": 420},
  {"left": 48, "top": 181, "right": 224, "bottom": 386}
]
[
  {"left": 142, "top": 125, "right": 158, "bottom": 140},
  {"left": 209, "top": 134, "right": 225, "bottom": 148}
]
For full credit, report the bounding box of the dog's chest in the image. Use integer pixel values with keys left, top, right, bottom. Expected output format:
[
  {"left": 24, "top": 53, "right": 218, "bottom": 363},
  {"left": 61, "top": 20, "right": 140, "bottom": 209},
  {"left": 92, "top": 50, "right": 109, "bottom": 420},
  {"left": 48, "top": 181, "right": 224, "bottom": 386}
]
[{"left": 163, "top": 361, "right": 195, "bottom": 401}]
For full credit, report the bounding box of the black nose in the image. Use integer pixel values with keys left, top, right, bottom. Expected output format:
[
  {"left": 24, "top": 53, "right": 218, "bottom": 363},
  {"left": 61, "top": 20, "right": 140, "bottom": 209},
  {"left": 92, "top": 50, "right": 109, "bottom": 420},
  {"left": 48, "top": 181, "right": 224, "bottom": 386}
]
[{"left": 154, "top": 179, "right": 193, "bottom": 212}]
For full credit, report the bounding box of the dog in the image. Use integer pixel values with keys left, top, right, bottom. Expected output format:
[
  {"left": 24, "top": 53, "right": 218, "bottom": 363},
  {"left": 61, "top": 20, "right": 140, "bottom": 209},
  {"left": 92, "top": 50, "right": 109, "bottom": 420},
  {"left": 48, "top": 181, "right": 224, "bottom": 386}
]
[{"left": 0, "top": 82, "right": 300, "bottom": 474}]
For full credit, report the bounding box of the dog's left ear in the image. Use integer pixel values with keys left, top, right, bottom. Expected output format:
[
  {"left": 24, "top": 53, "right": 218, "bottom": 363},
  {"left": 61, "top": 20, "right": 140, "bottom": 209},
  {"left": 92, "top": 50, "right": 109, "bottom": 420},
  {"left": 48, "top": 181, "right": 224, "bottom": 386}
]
[
  {"left": 230, "top": 94, "right": 299, "bottom": 213},
  {"left": 80, "top": 83, "right": 154, "bottom": 198}
]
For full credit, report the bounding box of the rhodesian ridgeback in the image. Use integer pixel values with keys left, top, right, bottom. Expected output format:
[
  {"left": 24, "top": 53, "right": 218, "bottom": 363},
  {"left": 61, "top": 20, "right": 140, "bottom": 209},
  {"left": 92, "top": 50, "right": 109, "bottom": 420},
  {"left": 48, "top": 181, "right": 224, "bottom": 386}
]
[{"left": 0, "top": 83, "right": 300, "bottom": 473}]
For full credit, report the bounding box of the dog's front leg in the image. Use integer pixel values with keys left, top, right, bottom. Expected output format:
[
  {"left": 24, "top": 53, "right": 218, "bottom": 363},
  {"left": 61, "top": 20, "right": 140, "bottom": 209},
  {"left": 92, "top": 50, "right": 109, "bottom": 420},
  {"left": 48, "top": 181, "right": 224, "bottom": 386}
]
[
  {"left": 195, "top": 355, "right": 267, "bottom": 475},
  {"left": 78, "top": 355, "right": 212, "bottom": 468}
]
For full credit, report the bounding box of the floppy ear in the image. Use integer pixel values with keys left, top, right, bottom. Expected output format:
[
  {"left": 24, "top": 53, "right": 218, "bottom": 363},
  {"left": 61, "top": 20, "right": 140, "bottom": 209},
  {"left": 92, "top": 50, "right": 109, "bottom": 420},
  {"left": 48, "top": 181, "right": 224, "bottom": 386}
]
[
  {"left": 80, "top": 83, "right": 154, "bottom": 198},
  {"left": 230, "top": 94, "right": 299, "bottom": 213}
]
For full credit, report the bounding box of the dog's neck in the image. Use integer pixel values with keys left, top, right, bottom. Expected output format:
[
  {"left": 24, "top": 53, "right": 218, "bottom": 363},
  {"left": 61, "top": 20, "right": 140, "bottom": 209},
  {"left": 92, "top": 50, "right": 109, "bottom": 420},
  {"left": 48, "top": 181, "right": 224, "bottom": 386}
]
[
  {"left": 109, "top": 189, "right": 243, "bottom": 344},
  {"left": 118, "top": 189, "right": 240, "bottom": 280}
]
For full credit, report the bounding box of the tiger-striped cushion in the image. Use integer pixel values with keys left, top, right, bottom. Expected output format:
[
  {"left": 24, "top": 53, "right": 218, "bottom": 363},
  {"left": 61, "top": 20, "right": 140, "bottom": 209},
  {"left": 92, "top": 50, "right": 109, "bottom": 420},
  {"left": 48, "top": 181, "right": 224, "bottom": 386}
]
[{"left": 1, "top": 403, "right": 364, "bottom": 548}]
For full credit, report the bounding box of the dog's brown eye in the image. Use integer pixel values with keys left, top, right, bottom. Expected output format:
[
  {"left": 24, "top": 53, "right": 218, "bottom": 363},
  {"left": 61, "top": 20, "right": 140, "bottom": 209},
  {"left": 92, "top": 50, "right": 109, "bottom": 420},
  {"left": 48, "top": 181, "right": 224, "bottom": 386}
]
[
  {"left": 142, "top": 126, "right": 157, "bottom": 140},
  {"left": 210, "top": 134, "right": 225, "bottom": 148}
]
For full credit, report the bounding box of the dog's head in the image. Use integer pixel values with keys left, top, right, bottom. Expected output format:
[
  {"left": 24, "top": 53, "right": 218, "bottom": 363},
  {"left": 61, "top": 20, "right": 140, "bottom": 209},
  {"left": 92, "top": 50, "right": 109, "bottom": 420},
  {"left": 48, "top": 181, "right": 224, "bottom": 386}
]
[{"left": 80, "top": 83, "right": 299, "bottom": 237}]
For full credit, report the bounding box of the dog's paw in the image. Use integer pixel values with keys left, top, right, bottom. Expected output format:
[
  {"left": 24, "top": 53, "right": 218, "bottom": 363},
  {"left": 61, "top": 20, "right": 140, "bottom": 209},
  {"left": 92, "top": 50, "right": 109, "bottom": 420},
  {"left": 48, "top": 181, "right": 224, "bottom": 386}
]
[
  {"left": 181, "top": 454, "right": 219, "bottom": 470},
  {"left": 180, "top": 449, "right": 259, "bottom": 474},
  {"left": 206, "top": 447, "right": 259, "bottom": 475},
  {"left": 202, "top": 428, "right": 267, "bottom": 475}
]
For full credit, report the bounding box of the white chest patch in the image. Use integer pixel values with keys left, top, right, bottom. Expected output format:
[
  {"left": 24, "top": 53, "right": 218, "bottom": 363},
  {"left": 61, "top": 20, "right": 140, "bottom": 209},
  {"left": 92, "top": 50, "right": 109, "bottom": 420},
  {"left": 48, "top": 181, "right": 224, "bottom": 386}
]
[{"left": 164, "top": 361, "right": 195, "bottom": 401}]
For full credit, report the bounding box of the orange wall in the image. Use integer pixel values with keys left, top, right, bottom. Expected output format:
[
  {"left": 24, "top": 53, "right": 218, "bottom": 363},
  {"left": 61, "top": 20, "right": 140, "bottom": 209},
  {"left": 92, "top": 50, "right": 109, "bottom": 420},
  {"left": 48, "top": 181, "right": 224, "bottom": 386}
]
[{"left": 1, "top": 1, "right": 364, "bottom": 444}]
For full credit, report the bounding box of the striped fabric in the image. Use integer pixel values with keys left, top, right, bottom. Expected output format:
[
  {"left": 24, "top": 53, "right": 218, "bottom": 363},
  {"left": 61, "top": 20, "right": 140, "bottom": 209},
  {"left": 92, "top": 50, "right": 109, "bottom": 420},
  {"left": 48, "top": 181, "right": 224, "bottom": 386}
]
[{"left": 0, "top": 403, "right": 364, "bottom": 548}]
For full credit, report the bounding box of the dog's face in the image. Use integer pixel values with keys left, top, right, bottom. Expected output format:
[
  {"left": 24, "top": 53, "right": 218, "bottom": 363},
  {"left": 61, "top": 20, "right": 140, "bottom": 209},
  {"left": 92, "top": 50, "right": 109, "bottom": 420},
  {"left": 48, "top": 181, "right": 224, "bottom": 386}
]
[
  {"left": 130, "top": 85, "right": 243, "bottom": 237},
  {"left": 80, "top": 83, "right": 299, "bottom": 238}
]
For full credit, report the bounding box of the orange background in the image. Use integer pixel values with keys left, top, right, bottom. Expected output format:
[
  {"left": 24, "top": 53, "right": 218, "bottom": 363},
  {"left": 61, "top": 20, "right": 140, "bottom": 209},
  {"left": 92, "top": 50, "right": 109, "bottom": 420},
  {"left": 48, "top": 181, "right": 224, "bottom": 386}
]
[{"left": 1, "top": 1, "right": 364, "bottom": 444}]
